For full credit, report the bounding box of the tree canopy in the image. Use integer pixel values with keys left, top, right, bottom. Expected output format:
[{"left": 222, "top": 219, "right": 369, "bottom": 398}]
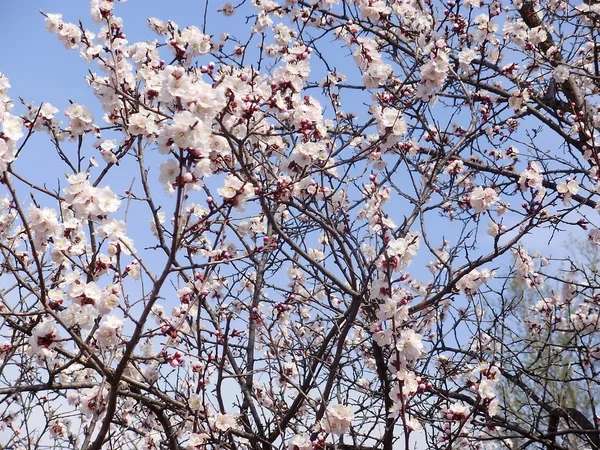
[{"left": 1, "top": 0, "right": 600, "bottom": 449}]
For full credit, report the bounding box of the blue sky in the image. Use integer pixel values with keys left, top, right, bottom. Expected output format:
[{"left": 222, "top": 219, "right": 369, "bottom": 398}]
[{"left": 0, "top": 1, "right": 221, "bottom": 110}]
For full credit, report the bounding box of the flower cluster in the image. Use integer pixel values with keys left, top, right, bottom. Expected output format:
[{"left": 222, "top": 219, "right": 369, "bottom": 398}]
[
  {"left": 63, "top": 172, "right": 121, "bottom": 219},
  {"left": 0, "top": 74, "right": 20, "bottom": 171},
  {"left": 320, "top": 404, "right": 354, "bottom": 436}
]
